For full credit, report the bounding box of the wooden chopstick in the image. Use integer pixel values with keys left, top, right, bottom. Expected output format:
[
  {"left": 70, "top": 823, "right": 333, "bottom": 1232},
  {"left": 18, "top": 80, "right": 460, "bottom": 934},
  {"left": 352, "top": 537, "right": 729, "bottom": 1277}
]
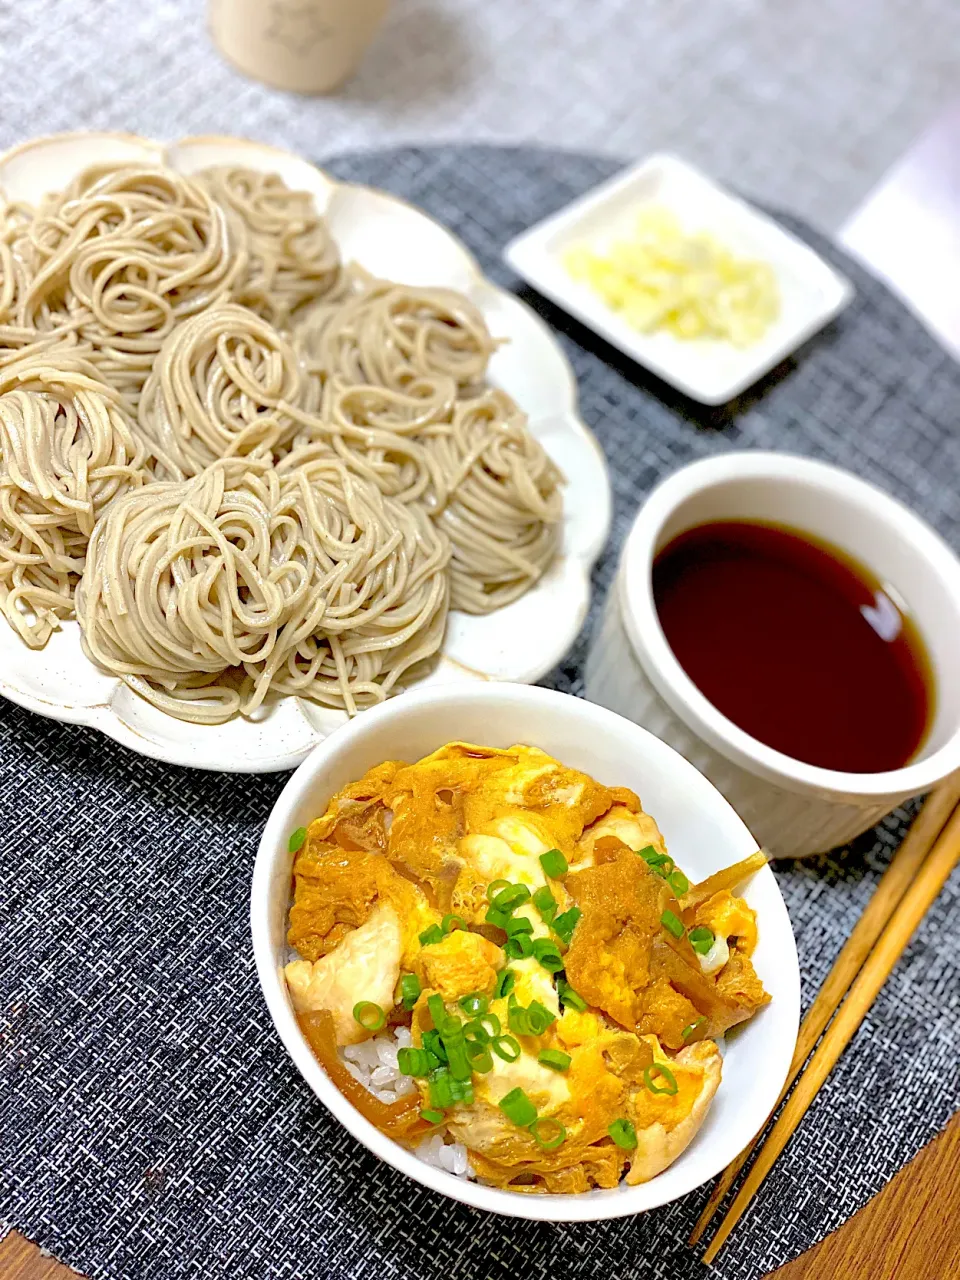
[
  {"left": 689, "top": 773, "right": 960, "bottom": 1247},
  {"left": 700, "top": 795, "right": 960, "bottom": 1265}
]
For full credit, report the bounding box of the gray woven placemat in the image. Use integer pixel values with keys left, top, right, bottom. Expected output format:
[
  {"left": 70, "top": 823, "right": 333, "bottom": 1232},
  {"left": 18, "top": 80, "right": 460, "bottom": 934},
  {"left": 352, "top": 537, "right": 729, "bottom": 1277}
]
[{"left": 1, "top": 145, "right": 959, "bottom": 1280}]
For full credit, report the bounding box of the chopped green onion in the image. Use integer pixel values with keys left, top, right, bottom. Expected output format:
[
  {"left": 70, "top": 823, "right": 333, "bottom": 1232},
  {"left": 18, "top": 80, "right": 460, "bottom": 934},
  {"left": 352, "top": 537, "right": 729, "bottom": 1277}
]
[
  {"left": 428, "top": 1069, "right": 453, "bottom": 1109},
  {"left": 668, "top": 869, "right": 690, "bottom": 896},
  {"left": 553, "top": 906, "right": 582, "bottom": 945},
  {"left": 463, "top": 1019, "right": 490, "bottom": 1046},
  {"left": 539, "top": 848, "right": 568, "bottom": 878},
  {"left": 638, "top": 847, "right": 678, "bottom": 880},
  {"left": 532, "top": 885, "right": 558, "bottom": 923},
  {"left": 529, "top": 1116, "right": 566, "bottom": 1150},
  {"left": 477, "top": 1012, "right": 501, "bottom": 1038},
  {"left": 688, "top": 926, "right": 715, "bottom": 955},
  {"left": 397, "top": 1047, "right": 431, "bottom": 1076},
  {"left": 446, "top": 1039, "right": 473, "bottom": 1081},
  {"left": 419, "top": 1108, "right": 445, "bottom": 1124},
  {"left": 532, "top": 938, "right": 564, "bottom": 973},
  {"left": 353, "top": 1001, "right": 385, "bottom": 1031},
  {"left": 538, "top": 1048, "right": 572, "bottom": 1072},
  {"left": 499, "top": 1087, "right": 538, "bottom": 1127},
  {"left": 644, "top": 1062, "right": 679, "bottom": 1096},
  {"left": 607, "top": 1118, "right": 637, "bottom": 1150},
  {"left": 422, "top": 1029, "right": 447, "bottom": 1063},
  {"left": 492, "top": 883, "right": 531, "bottom": 913},
  {"left": 556, "top": 978, "right": 587, "bottom": 1013},
  {"left": 504, "top": 934, "right": 534, "bottom": 960},
  {"left": 681, "top": 1016, "right": 706, "bottom": 1041},
  {"left": 486, "top": 878, "right": 512, "bottom": 901},
  {"left": 492, "top": 1034, "right": 521, "bottom": 1062},
  {"left": 493, "top": 969, "right": 515, "bottom": 1000},
  {"left": 288, "top": 826, "right": 307, "bottom": 853},
  {"left": 660, "top": 909, "right": 685, "bottom": 940},
  {"left": 467, "top": 1046, "right": 493, "bottom": 1073},
  {"left": 427, "top": 993, "right": 446, "bottom": 1028},
  {"left": 458, "top": 992, "right": 489, "bottom": 1017},
  {"left": 507, "top": 1001, "right": 531, "bottom": 1036},
  {"left": 439, "top": 1015, "right": 464, "bottom": 1043},
  {"left": 441, "top": 914, "right": 465, "bottom": 935},
  {"left": 419, "top": 924, "right": 444, "bottom": 946},
  {"left": 505, "top": 915, "right": 534, "bottom": 937},
  {"left": 448, "top": 1076, "right": 474, "bottom": 1105},
  {"left": 484, "top": 905, "right": 509, "bottom": 930},
  {"left": 399, "top": 973, "right": 421, "bottom": 1011},
  {"left": 527, "top": 1000, "right": 557, "bottom": 1035}
]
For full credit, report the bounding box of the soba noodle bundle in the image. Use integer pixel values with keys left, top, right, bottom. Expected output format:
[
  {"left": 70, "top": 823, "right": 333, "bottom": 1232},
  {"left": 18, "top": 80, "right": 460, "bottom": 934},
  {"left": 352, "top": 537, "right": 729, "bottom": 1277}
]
[
  {"left": 76, "top": 454, "right": 450, "bottom": 724},
  {"left": 0, "top": 156, "right": 567, "bottom": 723},
  {"left": 424, "top": 390, "right": 563, "bottom": 612},
  {"left": 268, "top": 446, "right": 450, "bottom": 709},
  {"left": 285, "top": 377, "right": 448, "bottom": 505},
  {"left": 0, "top": 202, "right": 34, "bottom": 325},
  {"left": 136, "top": 302, "right": 319, "bottom": 479},
  {"left": 198, "top": 166, "right": 340, "bottom": 329},
  {"left": 304, "top": 274, "right": 496, "bottom": 395},
  {"left": 17, "top": 165, "right": 244, "bottom": 406},
  {"left": 0, "top": 356, "right": 145, "bottom": 646}
]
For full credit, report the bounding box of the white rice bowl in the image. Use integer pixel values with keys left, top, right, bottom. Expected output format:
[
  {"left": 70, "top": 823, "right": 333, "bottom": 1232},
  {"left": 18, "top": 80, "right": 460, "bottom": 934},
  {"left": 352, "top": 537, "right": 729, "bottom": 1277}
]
[{"left": 252, "top": 684, "right": 800, "bottom": 1221}]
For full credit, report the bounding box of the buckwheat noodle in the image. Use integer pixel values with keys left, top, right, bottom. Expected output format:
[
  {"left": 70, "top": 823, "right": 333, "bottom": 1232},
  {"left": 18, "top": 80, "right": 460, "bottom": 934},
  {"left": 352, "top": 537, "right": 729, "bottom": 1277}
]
[
  {"left": 136, "top": 302, "right": 320, "bottom": 479},
  {"left": 424, "top": 389, "right": 563, "bottom": 610},
  {"left": 198, "top": 165, "right": 340, "bottom": 330},
  {"left": 17, "top": 165, "right": 242, "bottom": 408},
  {"left": 76, "top": 455, "right": 449, "bottom": 723},
  {"left": 0, "top": 158, "right": 565, "bottom": 723},
  {"left": 0, "top": 355, "right": 145, "bottom": 647}
]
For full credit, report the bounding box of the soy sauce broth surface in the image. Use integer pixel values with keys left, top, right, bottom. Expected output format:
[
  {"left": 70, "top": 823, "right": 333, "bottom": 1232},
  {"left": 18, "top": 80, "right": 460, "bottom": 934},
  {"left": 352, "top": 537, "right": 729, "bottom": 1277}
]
[{"left": 651, "top": 520, "right": 934, "bottom": 773}]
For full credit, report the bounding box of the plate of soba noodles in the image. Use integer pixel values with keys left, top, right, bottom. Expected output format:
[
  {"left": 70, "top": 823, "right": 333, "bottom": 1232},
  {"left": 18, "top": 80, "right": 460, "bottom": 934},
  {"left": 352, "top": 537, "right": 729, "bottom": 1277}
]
[{"left": 0, "top": 132, "right": 610, "bottom": 771}]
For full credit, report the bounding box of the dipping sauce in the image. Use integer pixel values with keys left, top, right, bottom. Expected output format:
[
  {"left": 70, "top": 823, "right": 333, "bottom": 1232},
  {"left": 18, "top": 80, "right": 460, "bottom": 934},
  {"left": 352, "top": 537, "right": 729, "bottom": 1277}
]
[{"left": 651, "top": 520, "right": 934, "bottom": 773}]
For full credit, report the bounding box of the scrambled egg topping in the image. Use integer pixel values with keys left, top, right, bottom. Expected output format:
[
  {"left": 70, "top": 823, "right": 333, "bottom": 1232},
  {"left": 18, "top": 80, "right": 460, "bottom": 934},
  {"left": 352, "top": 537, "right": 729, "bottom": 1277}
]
[{"left": 284, "top": 742, "right": 770, "bottom": 1193}]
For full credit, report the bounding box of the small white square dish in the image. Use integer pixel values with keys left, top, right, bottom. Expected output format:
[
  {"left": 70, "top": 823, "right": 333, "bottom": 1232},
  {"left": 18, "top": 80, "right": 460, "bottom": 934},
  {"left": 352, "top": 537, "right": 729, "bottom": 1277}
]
[{"left": 504, "top": 153, "right": 855, "bottom": 405}]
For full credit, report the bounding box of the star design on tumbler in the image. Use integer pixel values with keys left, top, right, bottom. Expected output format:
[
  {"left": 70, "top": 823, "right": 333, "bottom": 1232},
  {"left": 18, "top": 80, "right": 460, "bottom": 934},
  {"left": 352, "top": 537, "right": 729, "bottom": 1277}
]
[{"left": 264, "top": 2, "right": 335, "bottom": 56}]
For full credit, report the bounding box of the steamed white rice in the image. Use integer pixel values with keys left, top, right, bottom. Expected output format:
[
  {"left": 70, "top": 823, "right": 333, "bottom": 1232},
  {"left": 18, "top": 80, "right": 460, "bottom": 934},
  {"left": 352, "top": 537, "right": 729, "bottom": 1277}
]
[{"left": 340, "top": 1027, "right": 474, "bottom": 1179}]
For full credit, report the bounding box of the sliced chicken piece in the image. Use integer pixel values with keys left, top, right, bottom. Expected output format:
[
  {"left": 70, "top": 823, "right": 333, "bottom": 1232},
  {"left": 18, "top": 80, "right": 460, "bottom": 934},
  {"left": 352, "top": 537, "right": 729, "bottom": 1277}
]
[
  {"left": 625, "top": 1037, "right": 722, "bottom": 1184},
  {"left": 284, "top": 901, "right": 402, "bottom": 1046}
]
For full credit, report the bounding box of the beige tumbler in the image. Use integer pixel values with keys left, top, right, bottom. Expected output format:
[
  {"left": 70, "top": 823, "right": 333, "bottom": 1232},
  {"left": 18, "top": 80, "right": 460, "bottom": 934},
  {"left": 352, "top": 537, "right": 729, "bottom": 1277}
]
[{"left": 209, "top": 0, "right": 391, "bottom": 94}]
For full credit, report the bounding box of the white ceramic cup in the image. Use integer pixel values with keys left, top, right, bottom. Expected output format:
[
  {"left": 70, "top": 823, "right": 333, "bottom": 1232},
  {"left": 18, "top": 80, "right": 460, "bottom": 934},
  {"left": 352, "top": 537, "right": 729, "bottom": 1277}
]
[
  {"left": 584, "top": 452, "right": 960, "bottom": 858},
  {"left": 209, "top": 0, "right": 391, "bottom": 94}
]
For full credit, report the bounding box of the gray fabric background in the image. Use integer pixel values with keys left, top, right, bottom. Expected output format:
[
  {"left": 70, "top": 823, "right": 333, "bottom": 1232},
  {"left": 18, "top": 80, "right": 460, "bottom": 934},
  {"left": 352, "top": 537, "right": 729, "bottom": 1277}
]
[
  {"left": 2, "top": 0, "right": 960, "bottom": 233},
  {"left": 1, "top": 145, "right": 959, "bottom": 1280}
]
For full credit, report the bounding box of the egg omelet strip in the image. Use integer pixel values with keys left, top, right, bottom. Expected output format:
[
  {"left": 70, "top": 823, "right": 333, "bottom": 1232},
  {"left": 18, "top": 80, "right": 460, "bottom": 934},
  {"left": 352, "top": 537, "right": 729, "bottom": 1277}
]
[{"left": 284, "top": 741, "right": 770, "bottom": 1192}]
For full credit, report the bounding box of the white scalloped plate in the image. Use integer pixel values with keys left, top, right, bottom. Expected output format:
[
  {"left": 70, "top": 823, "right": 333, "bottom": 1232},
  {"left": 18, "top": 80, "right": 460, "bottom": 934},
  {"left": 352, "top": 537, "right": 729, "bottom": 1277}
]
[{"left": 0, "top": 133, "right": 611, "bottom": 772}]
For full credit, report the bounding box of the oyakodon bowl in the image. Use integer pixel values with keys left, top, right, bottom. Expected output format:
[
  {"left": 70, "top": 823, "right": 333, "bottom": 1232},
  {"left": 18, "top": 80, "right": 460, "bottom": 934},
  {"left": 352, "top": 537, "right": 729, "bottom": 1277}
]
[{"left": 250, "top": 683, "right": 800, "bottom": 1221}]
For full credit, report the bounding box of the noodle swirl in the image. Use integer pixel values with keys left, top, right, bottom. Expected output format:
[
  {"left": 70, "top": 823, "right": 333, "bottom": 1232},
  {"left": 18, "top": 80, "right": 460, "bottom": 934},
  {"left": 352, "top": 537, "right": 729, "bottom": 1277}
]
[
  {"left": 18, "top": 165, "right": 244, "bottom": 406},
  {"left": 198, "top": 165, "right": 340, "bottom": 329},
  {"left": 0, "top": 157, "right": 565, "bottom": 721},
  {"left": 424, "top": 390, "right": 563, "bottom": 611},
  {"left": 0, "top": 355, "right": 144, "bottom": 646},
  {"left": 77, "top": 455, "right": 450, "bottom": 723},
  {"left": 137, "top": 302, "right": 320, "bottom": 479}
]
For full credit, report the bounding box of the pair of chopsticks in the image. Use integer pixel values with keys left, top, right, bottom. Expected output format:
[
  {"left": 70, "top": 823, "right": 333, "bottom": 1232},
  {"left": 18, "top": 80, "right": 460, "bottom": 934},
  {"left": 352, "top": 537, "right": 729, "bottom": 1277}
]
[{"left": 691, "top": 772, "right": 960, "bottom": 1265}]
